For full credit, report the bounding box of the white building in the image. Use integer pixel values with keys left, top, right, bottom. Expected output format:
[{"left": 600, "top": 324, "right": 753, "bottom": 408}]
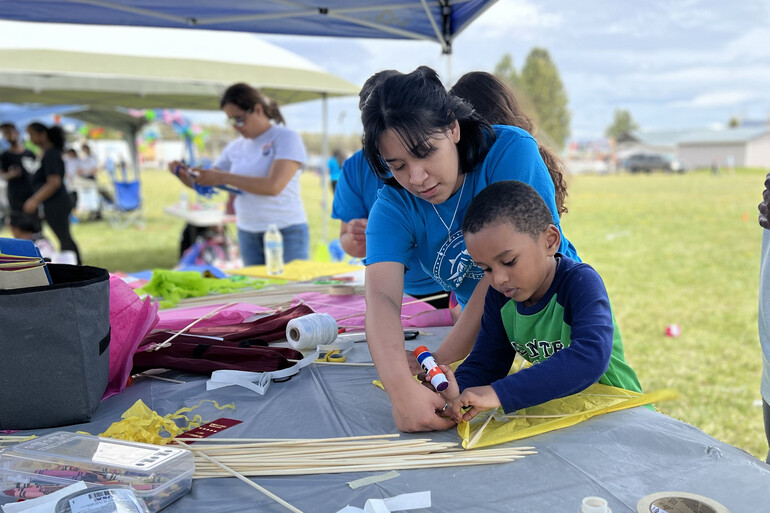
[{"left": 677, "top": 127, "right": 770, "bottom": 169}]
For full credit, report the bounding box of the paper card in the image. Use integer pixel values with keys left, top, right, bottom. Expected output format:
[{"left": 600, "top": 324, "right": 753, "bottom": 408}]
[{"left": 0, "top": 265, "right": 51, "bottom": 290}]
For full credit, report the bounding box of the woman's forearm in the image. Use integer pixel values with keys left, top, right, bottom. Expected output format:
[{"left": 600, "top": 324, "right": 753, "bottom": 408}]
[
  {"left": 32, "top": 175, "right": 62, "bottom": 204},
  {"left": 366, "top": 292, "right": 413, "bottom": 388}
]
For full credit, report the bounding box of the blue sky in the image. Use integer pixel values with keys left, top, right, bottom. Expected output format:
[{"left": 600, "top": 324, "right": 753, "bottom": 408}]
[{"left": 241, "top": 0, "right": 770, "bottom": 141}]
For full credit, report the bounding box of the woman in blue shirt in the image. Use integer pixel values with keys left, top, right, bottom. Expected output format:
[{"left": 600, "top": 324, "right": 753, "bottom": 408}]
[{"left": 361, "top": 66, "right": 578, "bottom": 432}]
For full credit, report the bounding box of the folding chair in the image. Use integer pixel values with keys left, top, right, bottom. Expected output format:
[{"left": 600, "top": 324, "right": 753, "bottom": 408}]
[{"left": 103, "top": 160, "right": 144, "bottom": 229}]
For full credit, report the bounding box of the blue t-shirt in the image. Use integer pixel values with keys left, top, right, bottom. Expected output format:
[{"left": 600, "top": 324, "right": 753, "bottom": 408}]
[
  {"left": 328, "top": 156, "right": 342, "bottom": 182},
  {"left": 332, "top": 150, "right": 442, "bottom": 296},
  {"left": 365, "top": 125, "right": 579, "bottom": 307}
]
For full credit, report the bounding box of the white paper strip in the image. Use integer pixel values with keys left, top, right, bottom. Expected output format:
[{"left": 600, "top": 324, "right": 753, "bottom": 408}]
[{"left": 335, "top": 491, "right": 431, "bottom": 513}]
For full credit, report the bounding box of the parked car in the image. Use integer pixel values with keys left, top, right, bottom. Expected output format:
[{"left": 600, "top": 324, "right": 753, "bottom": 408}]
[{"left": 625, "top": 153, "right": 687, "bottom": 174}]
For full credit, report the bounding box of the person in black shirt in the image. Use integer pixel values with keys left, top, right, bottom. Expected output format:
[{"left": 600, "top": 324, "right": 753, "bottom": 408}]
[
  {"left": 25, "top": 122, "right": 81, "bottom": 264},
  {"left": 0, "top": 123, "right": 36, "bottom": 214}
]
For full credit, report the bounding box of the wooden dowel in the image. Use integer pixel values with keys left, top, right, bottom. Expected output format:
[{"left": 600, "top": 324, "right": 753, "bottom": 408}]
[
  {"left": 147, "top": 302, "right": 238, "bottom": 351},
  {"left": 467, "top": 410, "right": 496, "bottom": 449},
  {"left": 181, "top": 443, "right": 304, "bottom": 513},
  {"left": 173, "top": 433, "right": 400, "bottom": 444}
]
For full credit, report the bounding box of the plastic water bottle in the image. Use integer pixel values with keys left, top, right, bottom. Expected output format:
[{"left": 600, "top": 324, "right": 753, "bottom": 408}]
[{"left": 264, "top": 224, "right": 284, "bottom": 275}]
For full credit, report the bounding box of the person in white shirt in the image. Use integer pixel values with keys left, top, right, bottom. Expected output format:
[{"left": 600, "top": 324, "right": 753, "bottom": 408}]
[{"left": 169, "top": 82, "right": 308, "bottom": 266}]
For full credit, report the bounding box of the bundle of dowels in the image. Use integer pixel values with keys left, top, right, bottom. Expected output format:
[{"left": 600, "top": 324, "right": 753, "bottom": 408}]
[{"left": 179, "top": 434, "right": 536, "bottom": 479}]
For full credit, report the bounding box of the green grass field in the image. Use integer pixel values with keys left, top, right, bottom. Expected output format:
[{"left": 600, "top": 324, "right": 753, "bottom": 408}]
[{"left": 3, "top": 167, "right": 766, "bottom": 459}]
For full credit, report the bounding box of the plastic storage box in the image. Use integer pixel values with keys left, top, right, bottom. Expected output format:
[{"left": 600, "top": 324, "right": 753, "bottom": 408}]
[{"left": 0, "top": 432, "right": 194, "bottom": 512}]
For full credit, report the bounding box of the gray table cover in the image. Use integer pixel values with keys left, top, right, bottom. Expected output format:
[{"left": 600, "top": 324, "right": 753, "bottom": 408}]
[{"left": 6, "top": 327, "right": 770, "bottom": 512}]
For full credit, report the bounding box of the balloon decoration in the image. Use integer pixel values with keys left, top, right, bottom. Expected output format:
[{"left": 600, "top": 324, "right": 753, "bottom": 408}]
[{"left": 130, "top": 109, "right": 211, "bottom": 163}]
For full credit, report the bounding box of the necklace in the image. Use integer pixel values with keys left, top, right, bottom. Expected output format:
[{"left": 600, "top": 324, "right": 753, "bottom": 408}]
[{"left": 431, "top": 176, "right": 466, "bottom": 239}]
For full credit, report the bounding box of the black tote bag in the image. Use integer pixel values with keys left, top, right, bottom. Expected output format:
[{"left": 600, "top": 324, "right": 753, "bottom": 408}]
[{"left": 0, "top": 264, "right": 110, "bottom": 429}]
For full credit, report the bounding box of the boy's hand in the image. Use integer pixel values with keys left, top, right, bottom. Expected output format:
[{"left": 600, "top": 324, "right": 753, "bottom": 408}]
[{"left": 450, "top": 385, "right": 501, "bottom": 422}]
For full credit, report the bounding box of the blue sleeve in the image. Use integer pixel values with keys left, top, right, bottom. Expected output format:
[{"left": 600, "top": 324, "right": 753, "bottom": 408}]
[
  {"left": 331, "top": 154, "right": 372, "bottom": 221},
  {"left": 274, "top": 128, "right": 307, "bottom": 165},
  {"left": 490, "top": 266, "right": 614, "bottom": 413},
  {"left": 454, "top": 288, "right": 516, "bottom": 389},
  {"left": 364, "top": 190, "right": 414, "bottom": 267}
]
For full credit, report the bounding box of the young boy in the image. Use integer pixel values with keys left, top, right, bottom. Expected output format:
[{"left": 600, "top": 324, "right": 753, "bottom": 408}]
[{"left": 441, "top": 180, "right": 641, "bottom": 422}]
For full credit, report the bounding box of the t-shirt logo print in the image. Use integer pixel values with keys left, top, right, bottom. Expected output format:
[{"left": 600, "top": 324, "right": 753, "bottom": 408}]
[
  {"left": 433, "top": 231, "right": 483, "bottom": 289},
  {"left": 21, "top": 156, "right": 40, "bottom": 174},
  {"left": 262, "top": 141, "right": 274, "bottom": 156}
]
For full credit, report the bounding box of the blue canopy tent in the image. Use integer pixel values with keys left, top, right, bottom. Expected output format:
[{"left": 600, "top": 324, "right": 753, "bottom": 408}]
[{"left": 0, "top": 1, "right": 497, "bottom": 54}]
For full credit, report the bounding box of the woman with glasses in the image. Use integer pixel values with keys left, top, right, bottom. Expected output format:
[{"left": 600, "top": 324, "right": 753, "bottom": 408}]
[{"left": 169, "top": 82, "right": 309, "bottom": 266}]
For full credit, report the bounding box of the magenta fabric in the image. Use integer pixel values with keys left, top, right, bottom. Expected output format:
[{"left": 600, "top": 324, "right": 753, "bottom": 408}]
[
  {"left": 292, "top": 292, "right": 453, "bottom": 329},
  {"left": 103, "top": 275, "right": 159, "bottom": 399},
  {"left": 155, "top": 303, "right": 270, "bottom": 331}
]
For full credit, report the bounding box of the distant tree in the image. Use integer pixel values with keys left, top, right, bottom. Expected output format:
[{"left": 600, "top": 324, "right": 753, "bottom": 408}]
[
  {"left": 494, "top": 53, "right": 520, "bottom": 89},
  {"left": 519, "top": 48, "right": 571, "bottom": 150},
  {"left": 605, "top": 109, "right": 639, "bottom": 141},
  {"left": 491, "top": 54, "right": 543, "bottom": 138},
  {"left": 728, "top": 116, "right": 740, "bottom": 128}
]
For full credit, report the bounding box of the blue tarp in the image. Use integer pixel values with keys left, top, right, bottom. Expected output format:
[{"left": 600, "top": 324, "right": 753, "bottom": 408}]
[{"left": 0, "top": 0, "right": 498, "bottom": 53}]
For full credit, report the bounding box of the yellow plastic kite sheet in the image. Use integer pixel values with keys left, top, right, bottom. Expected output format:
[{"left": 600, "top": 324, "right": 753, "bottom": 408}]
[
  {"left": 228, "top": 260, "right": 363, "bottom": 281},
  {"left": 458, "top": 383, "right": 678, "bottom": 449}
]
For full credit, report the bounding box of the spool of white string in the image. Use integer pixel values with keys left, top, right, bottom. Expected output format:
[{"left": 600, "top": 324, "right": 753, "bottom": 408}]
[{"left": 286, "top": 313, "right": 338, "bottom": 350}]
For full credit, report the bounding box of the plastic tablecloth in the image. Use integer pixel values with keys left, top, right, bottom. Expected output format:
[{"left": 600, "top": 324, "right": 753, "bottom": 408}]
[{"left": 7, "top": 327, "right": 770, "bottom": 513}]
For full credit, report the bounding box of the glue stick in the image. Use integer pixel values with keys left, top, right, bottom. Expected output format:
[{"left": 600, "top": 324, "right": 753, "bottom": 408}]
[{"left": 413, "top": 346, "right": 449, "bottom": 392}]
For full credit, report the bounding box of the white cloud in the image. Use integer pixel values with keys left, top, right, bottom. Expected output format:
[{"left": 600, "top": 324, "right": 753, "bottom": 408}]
[
  {"left": 467, "top": 0, "right": 563, "bottom": 38},
  {"left": 675, "top": 91, "right": 758, "bottom": 108}
]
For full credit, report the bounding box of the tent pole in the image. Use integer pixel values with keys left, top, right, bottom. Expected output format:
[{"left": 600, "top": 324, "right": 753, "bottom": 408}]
[
  {"left": 125, "top": 126, "right": 140, "bottom": 180},
  {"left": 321, "top": 92, "right": 329, "bottom": 248}
]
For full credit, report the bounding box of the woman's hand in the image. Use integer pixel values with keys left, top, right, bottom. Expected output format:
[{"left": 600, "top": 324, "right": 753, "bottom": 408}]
[
  {"left": 388, "top": 379, "right": 458, "bottom": 432},
  {"left": 22, "top": 197, "right": 39, "bottom": 215},
  {"left": 168, "top": 161, "right": 195, "bottom": 188},
  {"left": 406, "top": 348, "right": 423, "bottom": 376},
  {"left": 3, "top": 165, "right": 21, "bottom": 180},
  {"left": 340, "top": 218, "right": 368, "bottom": 258},
  {"left": 190, "top": 168, "right": 226, "bottom": 187}
]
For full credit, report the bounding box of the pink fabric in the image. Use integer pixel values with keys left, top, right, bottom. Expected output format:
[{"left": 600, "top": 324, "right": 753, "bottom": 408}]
[
  {"left": 103, "top": 275, "right": 160, "bottom": 399},
  {"left": 155, "top": 303, "right": 269, "bottom": 331},
  {"left": 292, "top": 292, "right": 453, "bottom": 328}
]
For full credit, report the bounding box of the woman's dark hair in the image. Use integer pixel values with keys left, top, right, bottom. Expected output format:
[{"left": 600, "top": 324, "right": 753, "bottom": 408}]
[
  {"left": 221, "top": 82, "right": 285, "bottom": 125},
  {"left": 361, "top": 66, "right": 495, "bottom": 187},
  {"left": 449, "top": 71, "right": 568, "bottom": 215},
  {"left": 27, "top": 122, "right": 65, "bottom": 151}
]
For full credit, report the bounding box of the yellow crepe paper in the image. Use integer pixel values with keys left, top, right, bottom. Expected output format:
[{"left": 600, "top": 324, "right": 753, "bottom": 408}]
[
  {"left": 98, "top": 399, "right": 234, "bottom": 445},
  {"left": 227, "top": 260, "right": 363, "bottom": 281}
]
